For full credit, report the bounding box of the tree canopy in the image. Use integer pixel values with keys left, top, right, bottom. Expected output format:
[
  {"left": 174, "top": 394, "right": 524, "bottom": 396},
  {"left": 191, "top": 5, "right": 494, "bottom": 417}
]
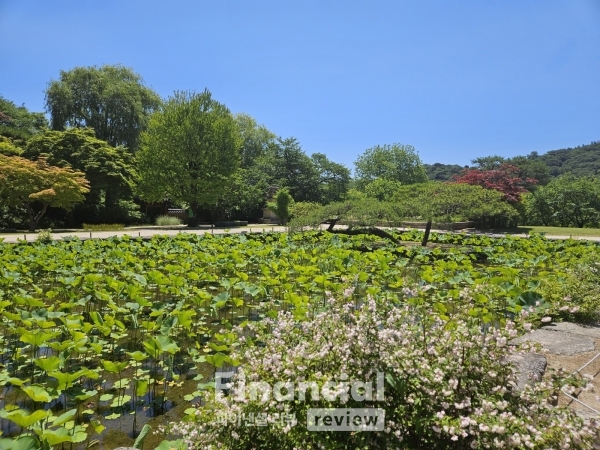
[
  {"left": 310, "top": 152, "right": 351, "bottom": 204},
  {"left": 23, "top": 128, "right": 138, "bottom": 224},
  {"left": 452, "top": 164, "right": 536, "bottom": 203},
  {"left": 136, "top": 90, "right": 241, "bottom": 219},
  {"left": 234, "top": 113, "right": 276, "bottom": 169},
  {"left": 45, "top": 65, "right": 161, "bottom": 152},
  {"left": 248, "top": 137, "right": 322, "bottom": 203},
  {"left": 523, "top": 175, "right": 600, "bottom": 228},
  {"left": 424, "top": 163, "right": 466, "bottom": 181},
  {"left": 0, "top": 95, "right": 47, "bottom": 149},
  {"left": 0, "top": 155, "right": 89, "bottom": 231},
  {"left": 354, "top": 143, "right": 428, "bottom": 188}
]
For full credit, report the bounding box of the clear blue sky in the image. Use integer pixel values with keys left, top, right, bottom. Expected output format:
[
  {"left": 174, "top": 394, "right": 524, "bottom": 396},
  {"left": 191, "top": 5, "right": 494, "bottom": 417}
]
[{"left": 1, "top": 0, "right": 599, "bottom": 168}]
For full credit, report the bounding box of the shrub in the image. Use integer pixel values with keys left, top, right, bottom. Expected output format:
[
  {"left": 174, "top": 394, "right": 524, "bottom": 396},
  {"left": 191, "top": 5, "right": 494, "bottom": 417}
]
[
  {"left": 267, "top": 188, "right": 294, "bottom": 225},
  {"left": 163, "top": 295, "right": 597, "bottom": 449},
  {"left": 156, "top": 215, "right": 183, "bottom": 226},
  {"left": 36, "top": 229, "right": 53, "bottom": 243},
  {"left": 541, "top": 254, "right": 600, "bottom": 323}
]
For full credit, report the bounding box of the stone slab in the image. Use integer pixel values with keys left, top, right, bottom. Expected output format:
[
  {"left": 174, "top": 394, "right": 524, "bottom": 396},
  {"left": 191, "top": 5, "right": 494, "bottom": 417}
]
[
  {"left": 575, "top": 409, "right": 600, "bottom": 420},
  {"left": 511, "top": 329, "right": 595, "bottom": 355},
  {"left": 505, "top": 352, "right": 547, "bottom": 391},
  {"left": 542, "top": 322, "right": 600, "bottom": 340}
]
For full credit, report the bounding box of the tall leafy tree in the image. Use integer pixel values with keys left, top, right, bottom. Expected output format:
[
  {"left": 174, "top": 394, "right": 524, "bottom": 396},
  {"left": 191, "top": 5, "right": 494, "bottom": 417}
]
[
  {"left": 507, "top": 155, "right": 551, "bottom": 187},
  {"left": 23, "top": 128, "right": 138, "bottom": 224},
  {"left": 45, "top": 65, "right": 161, "bottom": 152},
  {"left": 0, "top": 155, "right": 89, "bottom": 231},
  {"left": 471, "top": 155, "right": 506, "bottom": 170},
  {"left": 235, "top": 113, "right": 276, "bottom": 168},
  {"left": 136, "top": 90, "right": 241, "bottom": 222},
  {"left": 523, "top": 175, "right": 600, "bottom": 227},
  {"left": 250, "top": 137, "right": 321, "bottom": 203},
  {"left": 211, "top": 169, "right": 266, "bottom": 221},
  {"left": 363, "top": 178, "right": 403, "bottom": 202},
  {"left": 354, "top": 143, "right": 428, "bottom": 188},
  {"left": 0, "top": 95, "right": 47, "bottom": 151},
  {"left": 453, "top": 164, "right": 536, "bottom": 203},
  {"left": 472, "top": 154, "right": 550, "bottom": 188},
  {"left": 311, "top": 153, "right": 350, "bottom": 204}
]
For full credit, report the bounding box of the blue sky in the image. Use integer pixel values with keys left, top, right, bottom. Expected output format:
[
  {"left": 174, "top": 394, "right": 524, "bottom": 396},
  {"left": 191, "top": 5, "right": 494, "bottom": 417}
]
[{"left": 1, "top": 0, "right": 599, "bottom": 169}]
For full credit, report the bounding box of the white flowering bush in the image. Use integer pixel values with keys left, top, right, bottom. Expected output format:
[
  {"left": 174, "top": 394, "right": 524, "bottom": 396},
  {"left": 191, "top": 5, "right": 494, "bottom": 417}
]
[
  {"left": 541, "top": 255, "right": 600, "bottom": 323},
  {"left": 162, "top": 294, "right": 599, "bottom": 449}
]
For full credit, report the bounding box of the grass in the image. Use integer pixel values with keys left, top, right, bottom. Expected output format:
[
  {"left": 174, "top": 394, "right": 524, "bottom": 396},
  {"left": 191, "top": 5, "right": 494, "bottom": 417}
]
[
  {"left": 498, "top": 226, "right": 600, "bottom": 237},
  {"left": 83, "top": 223, "right": 125, "bottom": 231},
  {"left": 155, "top": 215, "right": 183, "bottom": 226}
]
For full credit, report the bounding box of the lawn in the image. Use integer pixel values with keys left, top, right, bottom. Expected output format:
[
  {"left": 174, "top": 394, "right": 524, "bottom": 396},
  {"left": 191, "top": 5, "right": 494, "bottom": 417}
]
[{"left": 506, "top": 225, "right": 600, "bottom": 237}]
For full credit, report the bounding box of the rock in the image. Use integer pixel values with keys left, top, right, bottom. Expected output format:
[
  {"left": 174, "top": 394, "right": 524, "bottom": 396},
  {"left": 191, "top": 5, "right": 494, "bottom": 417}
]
[
  {"left": 575, "top": 408, "right": 600, "bottom": 420},
  {"left": 510, "top": 329, "right": 595, "bottom": 355},
  {"left": 542, "top": 322, "right": 600, "bottom": 340},
  {"left": 506, "top": 352, "right": 547, "bottom": 390}
]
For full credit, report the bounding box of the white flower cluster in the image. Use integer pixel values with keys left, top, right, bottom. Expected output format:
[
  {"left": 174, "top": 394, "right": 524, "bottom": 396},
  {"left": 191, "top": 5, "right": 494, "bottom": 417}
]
[{"left": 162, "top": 291, "right": 599, "bottom": 449}]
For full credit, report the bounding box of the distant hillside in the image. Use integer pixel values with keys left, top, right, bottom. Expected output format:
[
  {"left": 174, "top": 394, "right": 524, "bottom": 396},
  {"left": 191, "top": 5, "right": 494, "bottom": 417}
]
[
  {"left": 426, "top": 141, "right": 600, "bottom": 181},
  {"left": 536, "top": 141, "right": 600, "bottom": 177}
]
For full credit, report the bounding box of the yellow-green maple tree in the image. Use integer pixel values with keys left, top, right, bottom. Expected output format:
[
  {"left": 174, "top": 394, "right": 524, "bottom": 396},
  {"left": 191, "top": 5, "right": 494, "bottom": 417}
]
[{"left": 0, "top": 155, "right": 89, "bottom": 231}]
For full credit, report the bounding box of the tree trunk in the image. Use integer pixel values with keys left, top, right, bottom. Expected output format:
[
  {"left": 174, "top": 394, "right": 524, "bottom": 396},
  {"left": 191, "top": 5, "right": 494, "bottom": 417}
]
[
  {"left": 421, "top": 220, "right": 433, "bottom": 247},
  {"left": 26, "top": 203, "right": 48, "bottom": 232},
  {"left": 27, "top": 206, "right": 36, "bottom": 232}
]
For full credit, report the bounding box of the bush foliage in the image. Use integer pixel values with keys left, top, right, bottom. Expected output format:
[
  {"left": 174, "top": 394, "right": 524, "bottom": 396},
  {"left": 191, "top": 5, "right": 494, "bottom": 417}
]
[{"left": 167, "top": 294, "right": 598, "bottom": 449}]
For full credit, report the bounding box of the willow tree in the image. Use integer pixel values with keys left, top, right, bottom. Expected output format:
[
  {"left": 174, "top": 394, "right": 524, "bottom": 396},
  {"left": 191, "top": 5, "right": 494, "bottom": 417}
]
[
  {"left": 136, "top": 90, "right": 241, "bottom": 223},
  {"left": 45, "top": 65, "right": 161, "bottom": 152},
  {"left": 0, "top": 155, "right": 89, "bottom": 231}
]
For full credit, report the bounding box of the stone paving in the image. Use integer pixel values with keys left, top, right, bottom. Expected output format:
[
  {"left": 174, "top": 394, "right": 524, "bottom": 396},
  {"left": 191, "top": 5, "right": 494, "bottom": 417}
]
[{"left": 511, "top": 322, "right": 600, "bottom": 418}]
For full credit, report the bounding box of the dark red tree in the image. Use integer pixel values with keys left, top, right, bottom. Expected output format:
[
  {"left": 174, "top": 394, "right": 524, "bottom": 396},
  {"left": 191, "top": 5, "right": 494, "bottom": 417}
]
[{"left": 452, "top": 164, "right": 537, "bottom": 203}]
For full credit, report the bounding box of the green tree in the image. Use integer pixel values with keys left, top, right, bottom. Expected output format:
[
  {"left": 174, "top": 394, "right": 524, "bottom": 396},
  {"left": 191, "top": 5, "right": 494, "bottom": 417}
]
[
  {"left": 290, "top": 197, "right": 403, "bottom": 243},
  {"left": 22, "top": 128, "right": 138, "bottom": 224},
  {"left": 310, "top": 153, "right": 350, "bottom": 204},
  {"left": 523, "top": 175, "right": 600, "bottom": 227},
  {"left": 472, "top": 154, "right": 550, "bottom": 188},
  {"left": 211, "top": 168, "right": 266, "bottom": 221},
  {"left": 401, "top": 183, "right": 519, "bottom": 227},
  {"left": 507, "top": 155, "right": 551, "bottom": 187},
  {"left": 0, "top": 136, "right": 23, "bottom": 156},
  {"left": 389, "top": 182, "right": 518, "bottom": 244},
  {"left": 235, "top": 114, "right": 276, "bottom": 169},
  {"left": 0, "top": 155, "right": 89, "bottom": 231},
  {"left": 471, "top": 155, "right": 506, "bottom": 170},
  {"left": 0, "top": 95, "right": 47, "bottom": 150},
  {"left": 363, "top": 178, "right": 403, "bottom": 202},
  {"left": 424, "top": 163, "right": 466, "bottom": 181},
  {"left": 268, "top": 188, "right": 294, "bottom": 225},
  {"left": 250, "top": 137, "right": 321, "bottom": 203},
  {"left": 136, "top": 90, "right": 241, "bottom": 223},
  {"left": 354, "top": 143, "right": 427, "bottom": 188},
  {"left": 45, "top": 65, "right": 161, "bottom": 152}
]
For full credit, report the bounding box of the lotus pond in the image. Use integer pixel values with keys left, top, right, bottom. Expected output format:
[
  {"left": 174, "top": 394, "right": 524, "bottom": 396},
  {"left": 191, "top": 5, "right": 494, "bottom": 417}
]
[{"left": 0, "top": 230, "right": 597, "bottom": 449}]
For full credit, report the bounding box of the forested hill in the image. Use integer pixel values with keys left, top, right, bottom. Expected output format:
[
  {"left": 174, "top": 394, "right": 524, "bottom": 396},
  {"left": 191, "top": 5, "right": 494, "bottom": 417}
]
[
  {"left": 537, "top": 141, "right": 600, "bottom": 177},
  {"left": 426, "top": 140, "right": 600, "bottom": 181},
  {"left": 424, "top": 163, "right": 466, "bottom": 181}
]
